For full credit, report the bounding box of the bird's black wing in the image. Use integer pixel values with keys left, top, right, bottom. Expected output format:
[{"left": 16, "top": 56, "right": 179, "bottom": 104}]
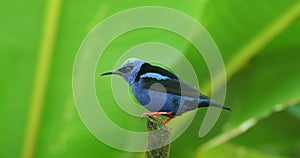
[
  {"left": 136, "top": 63, "right": 202, "bottom": 98},
  {"left": 143, "top": 78, "right": 201, "bottom": 98},
  {"left": 135, "top": 63, "right": 178, "bottom": 81}
]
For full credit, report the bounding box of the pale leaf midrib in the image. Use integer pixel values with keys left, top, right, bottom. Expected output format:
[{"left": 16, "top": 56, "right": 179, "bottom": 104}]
[{"left": 21, "top": 0, "right": 61, "bottom": 158}]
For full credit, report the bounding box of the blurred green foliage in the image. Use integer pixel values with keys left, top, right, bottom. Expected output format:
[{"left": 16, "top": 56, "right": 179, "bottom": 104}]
[{"left": 1, "top": 0, "right": 300, "bottom": 158}]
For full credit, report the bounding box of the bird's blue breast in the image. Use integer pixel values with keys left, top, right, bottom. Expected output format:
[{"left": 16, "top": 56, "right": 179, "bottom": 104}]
[{"left": 131, "top": 80, "right": 199, "bottom": 116}]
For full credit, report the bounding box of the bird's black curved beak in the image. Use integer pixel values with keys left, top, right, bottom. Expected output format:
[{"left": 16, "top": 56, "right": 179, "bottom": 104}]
[{"left": 100, "top": 70, "right": 121, "bottom": 76}]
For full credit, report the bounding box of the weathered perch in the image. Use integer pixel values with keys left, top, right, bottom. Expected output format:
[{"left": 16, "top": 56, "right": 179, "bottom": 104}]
[{"left": 145, "top": 116, "right": 172, "bottom": 158}]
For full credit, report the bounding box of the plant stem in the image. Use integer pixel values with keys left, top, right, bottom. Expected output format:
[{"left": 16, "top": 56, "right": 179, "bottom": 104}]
[{"left": 145, "top": 117, "right": 172, "bottom": 158}]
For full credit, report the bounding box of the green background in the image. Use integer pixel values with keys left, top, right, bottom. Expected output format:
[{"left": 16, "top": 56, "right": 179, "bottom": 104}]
[{"left": 1, "top": 0, "right": 300, "bottom": 157}]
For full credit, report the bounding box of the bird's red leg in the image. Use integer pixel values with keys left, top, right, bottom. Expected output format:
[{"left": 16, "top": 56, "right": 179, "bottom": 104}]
[
  {"left": 162, "top": 117, "right": 175, "bottom": 124},
  {"left": 141, "top": 112, "right": 173, "bottom": 120},
  {"left": 142, "top": 112, "right": 161, "bottom": 119}
]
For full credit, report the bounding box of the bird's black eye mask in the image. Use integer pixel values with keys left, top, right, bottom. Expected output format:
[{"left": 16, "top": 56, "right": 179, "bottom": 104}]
[{"left": 118, "top": 66, "right": 133, "bottom": 73}]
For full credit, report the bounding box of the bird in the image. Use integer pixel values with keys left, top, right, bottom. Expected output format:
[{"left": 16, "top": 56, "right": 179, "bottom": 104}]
[{"left": 101, "top": 58, "right": 230, "bottom": 124}]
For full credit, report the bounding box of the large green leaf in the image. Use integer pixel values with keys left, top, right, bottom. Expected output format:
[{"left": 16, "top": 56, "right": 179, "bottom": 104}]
[
  {"left": 231, "top": 109, "right": 300, "bottom": 157},
  {"left": 225, "top": 50, "right": 300, "bottom": 128},
  {"left": 169, "top": 0, "right": 300, "bottom": 157},
  {"left": 185, "top": 0, "right": 300, "bottom": 90},
  {"left": 0, "top": 0, "right": 45, "bottom": 157},
  {"left": 195, "top": 49, "right": 300, "bottom": 155},
  {"left": 198, "top": 142, "right": 287, "bottom": 158}
]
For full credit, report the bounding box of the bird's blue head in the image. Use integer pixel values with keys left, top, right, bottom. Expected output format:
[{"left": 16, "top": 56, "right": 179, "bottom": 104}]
[{"left": 101, "top": 58, "right": 145, "bottom": 85}]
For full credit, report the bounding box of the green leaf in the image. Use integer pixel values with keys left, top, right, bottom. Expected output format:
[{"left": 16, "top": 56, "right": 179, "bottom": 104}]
[
  {"left": 196, "top": 50, "right": 300, "bottom": 154},
  {"left": 0, "top": 0, "right": 45, "bottom": 157},
  {"left": 226, "top": 50, "right": 300, "bottom": 128},
  {"left": 170, "top": 0, "right": 300, "bottom": 157},
  {"left": 231, "top": 110, "right": 300, "bottom": 157},
  {"left": 197, "top": 142, "right": 287, "bottom": 158},
  {"left": 184, "top": 0, "right": 300, "bottom": 91}
]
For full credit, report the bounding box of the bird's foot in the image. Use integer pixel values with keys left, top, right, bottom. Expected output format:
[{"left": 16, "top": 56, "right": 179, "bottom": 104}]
[
  {"left": 162, "top": 117, "right": 175, "bottom": 125},
  {"left": 141, "top": 112, "right": 173, "bottom": 120},
  {"left": 142, "top": 112, "right": 161, "bottom": 120}
]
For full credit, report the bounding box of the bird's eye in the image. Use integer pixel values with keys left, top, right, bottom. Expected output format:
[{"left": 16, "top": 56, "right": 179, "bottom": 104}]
[{"left": 118, "top": 66, "right": 133, "bottom": 73}]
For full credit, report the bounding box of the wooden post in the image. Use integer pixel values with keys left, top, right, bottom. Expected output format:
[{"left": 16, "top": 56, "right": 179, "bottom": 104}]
[{"left": 145, "top": 117, "right": 172, "bottom": 158}]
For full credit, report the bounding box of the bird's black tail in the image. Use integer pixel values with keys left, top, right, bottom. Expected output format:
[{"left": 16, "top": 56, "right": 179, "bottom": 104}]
[{"left": 198, "top": 97, "right": 231, "bottom": 111}]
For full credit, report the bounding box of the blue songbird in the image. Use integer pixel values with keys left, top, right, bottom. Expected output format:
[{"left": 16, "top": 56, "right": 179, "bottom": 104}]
[{"left": 101, "top": 58, "right": 230, "bottom": 124}]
